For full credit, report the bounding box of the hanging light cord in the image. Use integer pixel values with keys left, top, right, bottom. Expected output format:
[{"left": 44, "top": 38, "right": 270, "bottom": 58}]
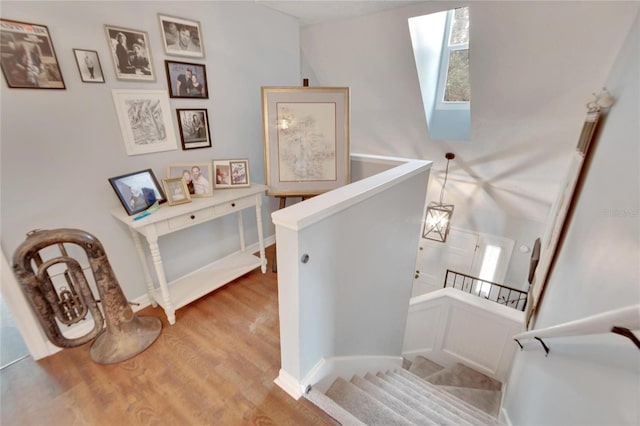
[{"left": 439, "top": 157, "right": 451, "bottom": 205}]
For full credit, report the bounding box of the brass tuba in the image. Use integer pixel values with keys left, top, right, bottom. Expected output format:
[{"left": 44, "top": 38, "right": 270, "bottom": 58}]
[{"left": 12, "top": 228, "right": 162, "bottom": 364}]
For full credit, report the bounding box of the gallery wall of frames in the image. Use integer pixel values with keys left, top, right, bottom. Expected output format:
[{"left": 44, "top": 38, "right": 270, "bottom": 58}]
[{"left": 0, "top": 1, "right": 301, "bottom": 302}]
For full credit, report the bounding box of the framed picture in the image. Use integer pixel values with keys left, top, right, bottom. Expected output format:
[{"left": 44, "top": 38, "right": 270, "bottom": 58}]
[
  {"left": 0, "top": 18, "right": 65, "bottom": 89},
  {"left": 108, "top": 169, "right": 166, "bottom": 216},
  {"left": 176, "top": 109, "right": 211, "bottom": 150},
  {"left": 72, "top": 49, "right": 105, "bottom": 83},
  {"left": 104, "top": 25, "right": 154, "bottom": 81},
  {"left": 167, "top": 162, "right": 213, "bottom": 197},
  {"left": 111, "top": 89, "right": 178, "bottom": 156},
  {"left": 213, "top": 159, "right": 251, "bottom": 189},
  {"left": 161, "top": 177, "right": 192, "bottom": 206},
  {"left": 261, "top": 86, "right": 350, "bottom": 197},
  {"left": 158, "top": 14, "right": 204, "bottom": 58},
  {"left": 165, "top": 60, "right": 208, "bottom": 99}
]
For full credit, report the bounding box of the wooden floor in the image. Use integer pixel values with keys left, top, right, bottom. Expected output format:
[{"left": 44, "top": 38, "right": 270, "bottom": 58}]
[{"left": 0, "top": 246, "right": 337, "bottom": 426}]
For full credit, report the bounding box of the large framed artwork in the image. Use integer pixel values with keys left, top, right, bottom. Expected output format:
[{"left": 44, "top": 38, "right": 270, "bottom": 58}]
[
  {"left": 261, "top": 86, "right": 350, "bottom": 197},
  {"left": 104, "top": 25, "right": 155, "bottom": 81},
  {"left": 0, "top": 18, "right": 65, "bottom": 89},
  {"left": 158, "top": 14, "right": 204, "bottom": 58},
  {"left": 111, "top": 89, "right": 178, "bottom": 156}
]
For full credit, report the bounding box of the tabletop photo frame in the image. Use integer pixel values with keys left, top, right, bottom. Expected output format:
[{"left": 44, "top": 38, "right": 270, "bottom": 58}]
[
  {"left": 108, "top": 169, "right": 166, "bottom": 215},
  {"left": 104, "top": 24, "right": 155, "bottom": 81},
  {"left": 167, "top": 162, "right": 213, "bottom": 197},
  {"left": 112, "top": 89, "right": 178, "bottom": 156},
  {"left": 73, "top": 49, "right": 105, "bottom": 83},
  {"left": 158, "top": 14, "right": 204, "bottom": 58},
  {"left": 214, "top": 159, "right": 250, "bottom": 189},
  {"left": 162, "top": 177, "right": 192, "bottom": 206},
  {"left": 0, "top": 18, "right": 65, "bottom": 89},
  {"left": 261, "top": 86, "right": 350, "bottom": 197}
]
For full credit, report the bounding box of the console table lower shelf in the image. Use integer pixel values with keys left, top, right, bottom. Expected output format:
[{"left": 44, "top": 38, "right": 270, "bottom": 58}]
[{"left": 149, "top": 251, "right": 262, "bottom": 313}]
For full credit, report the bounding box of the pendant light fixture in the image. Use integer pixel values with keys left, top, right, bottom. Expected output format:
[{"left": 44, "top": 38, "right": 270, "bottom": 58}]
[{"left": 423, "top": 152, "right": 455, "bottom": 242}]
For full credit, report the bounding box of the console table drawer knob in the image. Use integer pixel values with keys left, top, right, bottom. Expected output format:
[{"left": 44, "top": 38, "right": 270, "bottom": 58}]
[
  {"left": 190, "top": 215, "right": 195, "bottom": 220},
  {"left": 231, "top": 203, "right": 236, "bottom": 207}
]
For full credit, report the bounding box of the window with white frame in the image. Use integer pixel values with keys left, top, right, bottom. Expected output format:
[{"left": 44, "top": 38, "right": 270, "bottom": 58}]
[{"left": 438, "top": 7, "right": 470, "bottom": 106}]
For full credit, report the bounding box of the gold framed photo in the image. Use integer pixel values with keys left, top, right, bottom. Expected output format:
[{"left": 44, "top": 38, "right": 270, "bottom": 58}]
[
  {"left": 162, "top": 177, "right": 192, "bottom": 206},
  {"left": 261, "top": 86, "right": 350, "bottom": 197}
]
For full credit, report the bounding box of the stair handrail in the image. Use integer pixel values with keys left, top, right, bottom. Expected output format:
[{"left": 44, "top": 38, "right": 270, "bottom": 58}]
[
  {"left": 513, "top": 304, "right": 640, "bottom": 355},
  {"left": 444, "top": 269, "right": 528, "bottom": 311}
]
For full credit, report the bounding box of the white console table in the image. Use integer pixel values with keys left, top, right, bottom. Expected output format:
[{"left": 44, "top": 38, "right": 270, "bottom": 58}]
[{"left": 111, "top": 184, "right": 267, "bottom": 324}]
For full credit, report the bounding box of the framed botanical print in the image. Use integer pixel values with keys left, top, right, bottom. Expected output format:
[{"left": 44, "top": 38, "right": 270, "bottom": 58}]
[
  {"left": 158, "top": 14, "right": 204, "bottom": 58},
  {"left": 176, "top": 108, "right": 211, "bottom": 150},
  {"left": 0, "top": 18, "right": 65, "bottom": 89},
  {"left": 111, "top": 89, "right": 178, "bottom": 156},
  {"left": 104, "top": 25, "right": 155, "bottom": 81},
  {"left": 261, "top": 86, "right": 350, "bottom": 196}
]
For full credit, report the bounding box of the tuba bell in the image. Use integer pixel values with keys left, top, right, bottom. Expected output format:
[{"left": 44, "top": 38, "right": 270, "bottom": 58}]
[{"left": 12, "top": 228, "right": 162, "bottom": 364}]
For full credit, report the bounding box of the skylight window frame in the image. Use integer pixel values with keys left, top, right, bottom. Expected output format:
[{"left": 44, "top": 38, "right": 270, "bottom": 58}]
[{"left": 436, "top": 7, "right": 470, "bottom": 110}]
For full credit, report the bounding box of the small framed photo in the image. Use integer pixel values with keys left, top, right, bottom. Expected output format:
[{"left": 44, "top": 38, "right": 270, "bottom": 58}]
[
  {"left": 158, "top": 14, "right": 204, "bottom": 59},
  {"left": 161, "top": 177, "right": 192, "bottom": 206},
  {"left": 165, "top": 60, "right": 208, "bottom": 98},
  {"left": 108, "top": 169, "right": 166, "bottom": 216},
  {"left": 112, "top": 89, "right": 178, "bottom": 156},
  {"left": 73, "top": 49, "right": 105, "bottom": 83},
  {"left": 0, "top": 18, "right": 65, "bottom": 89},
  {"left": 167, "top": 162, "right": 213, "bottom": 197},
  {"left": 104, "top": 25, "right": 155, "bottom": 81},
  {"left": 213, "top": 159, "right": 251, "bottom": 189},
  {"left": 176, "top": 109, "right": 211, "bottom": 150}
]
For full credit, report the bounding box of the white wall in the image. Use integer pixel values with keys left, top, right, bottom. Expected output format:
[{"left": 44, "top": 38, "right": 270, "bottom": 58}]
[
  {"left": 1, "top": 2, "right": 299, "bottom": 304},
  {"left": 503, "top": 11, "right": 640, "bottom": 425},
  {"left": 300, "top": 1, "right": 639, "bottom": 286}
]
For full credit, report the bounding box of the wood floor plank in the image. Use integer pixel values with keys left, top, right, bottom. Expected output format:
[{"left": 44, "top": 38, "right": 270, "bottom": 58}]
[{"left": 1, "top": 246, "right": 336, "bottom": 426}]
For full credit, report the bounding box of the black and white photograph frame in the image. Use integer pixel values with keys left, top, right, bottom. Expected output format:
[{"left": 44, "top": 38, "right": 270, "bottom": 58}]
[
  {"left": 167, "top": 162, "right": 213, "bottom": 198},
  {"left": 214, "top": 159, "right": 251, "bottom": 189},
  {"left": 108, "top": 169, "right": 166, "bottom": 216},
  {"left": 165, "top": 60, "right": 208, "bottom": 99},
  {"left": 73, "top": 49, "right": 105, "bottom": 83},
  {"left": 104, "top": 24, "right": 155, "bottom": 81},
  {"left": 162, "top": 177, "right": 192, "bottom": 206},
  {"left": 176, "top": 108, "right": 211, "bottom": 150},
  {"left": 158, "top": 14, "right": 204, "bottom": 59},
  {"left": 112, "top": 89, "right": 178, "bottom": 156},
  {"left": 0, "top": 18, "right": 66, "bottom": 89}
]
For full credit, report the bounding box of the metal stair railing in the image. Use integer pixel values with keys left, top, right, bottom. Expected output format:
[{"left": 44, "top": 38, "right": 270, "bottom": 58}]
[{"left": 444, "top": 269, "right": 528, "bottom": 311}]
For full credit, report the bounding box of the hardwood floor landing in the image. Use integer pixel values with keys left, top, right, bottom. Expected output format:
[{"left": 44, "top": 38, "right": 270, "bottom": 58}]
[{"left": 0, "top": 246, "right": 336, "bottom": 426}]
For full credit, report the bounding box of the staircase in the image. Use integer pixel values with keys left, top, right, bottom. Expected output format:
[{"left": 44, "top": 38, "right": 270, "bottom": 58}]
[{"left": 306, "top": 356, "right": 503, "bottom": 425}]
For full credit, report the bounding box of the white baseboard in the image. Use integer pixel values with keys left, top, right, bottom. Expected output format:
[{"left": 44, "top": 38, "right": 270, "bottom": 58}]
[{"left": 274, "top": 368, "right": 304, "bottom": 400}]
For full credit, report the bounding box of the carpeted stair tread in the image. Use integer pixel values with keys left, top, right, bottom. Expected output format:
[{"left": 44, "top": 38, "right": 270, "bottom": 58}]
[
  {"left": 408, "top": 355, "right": 445, "bottom": 378},
  {"left": 375, "top": 372, "right": 494, "bottom": 426},
  {"left": 365, "top": 372, "right": 472, "bottom": 425},
  {"left": 438, "top": 385, "right": 502, "bottom": 418},
  {"left": 349, "top": 375, "right": 438, "bottom": 426},
  {"left": 325, "top": 377, "right": 414, "bottom": 425},
  {"left": 305, "top": 387, "right": 366, "bottom": 426},
  {"left": 424, "top": 363, "right": 502, "bottom": 391},
  {"left": 390, "top": 370, "right": 499, "bottom": 425}
]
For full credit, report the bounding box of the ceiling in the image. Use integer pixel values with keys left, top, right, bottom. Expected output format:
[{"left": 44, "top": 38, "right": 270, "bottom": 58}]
[{"left": 256, "top": 1, "right": 420, "bottom": 26}]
